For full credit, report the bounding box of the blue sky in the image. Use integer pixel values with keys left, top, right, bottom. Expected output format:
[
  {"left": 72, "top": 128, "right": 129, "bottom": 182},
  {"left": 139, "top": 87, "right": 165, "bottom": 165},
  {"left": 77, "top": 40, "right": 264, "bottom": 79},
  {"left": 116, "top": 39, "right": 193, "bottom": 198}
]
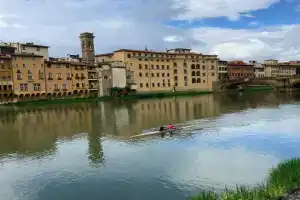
[{"left": 1, "top": 0, "right": 300, "bottom": 61}]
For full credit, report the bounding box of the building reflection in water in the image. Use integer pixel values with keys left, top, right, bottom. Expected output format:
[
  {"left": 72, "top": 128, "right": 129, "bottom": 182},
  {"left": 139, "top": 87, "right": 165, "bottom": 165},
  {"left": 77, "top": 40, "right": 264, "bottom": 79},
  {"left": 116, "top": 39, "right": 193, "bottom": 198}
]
[{"left": 0, "top": 91, "right": 296, "bottom": 163}]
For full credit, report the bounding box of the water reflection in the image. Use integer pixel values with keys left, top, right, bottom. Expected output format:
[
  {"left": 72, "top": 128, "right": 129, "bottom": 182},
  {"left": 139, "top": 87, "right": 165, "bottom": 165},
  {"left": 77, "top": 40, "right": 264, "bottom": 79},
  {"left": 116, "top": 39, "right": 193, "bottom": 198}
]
[{"left": 0, "top": 92, "right": 300, "bottom": 200}]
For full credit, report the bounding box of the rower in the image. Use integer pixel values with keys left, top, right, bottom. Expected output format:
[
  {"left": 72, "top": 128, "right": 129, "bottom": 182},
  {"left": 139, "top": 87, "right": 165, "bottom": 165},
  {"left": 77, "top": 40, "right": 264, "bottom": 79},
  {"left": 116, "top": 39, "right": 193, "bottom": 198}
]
[
  {"left": 168, "top": 123, "right": 175, "bottom": 130},
  {"left": 159, "top": 126, "right": 165, "bottom": 131}
]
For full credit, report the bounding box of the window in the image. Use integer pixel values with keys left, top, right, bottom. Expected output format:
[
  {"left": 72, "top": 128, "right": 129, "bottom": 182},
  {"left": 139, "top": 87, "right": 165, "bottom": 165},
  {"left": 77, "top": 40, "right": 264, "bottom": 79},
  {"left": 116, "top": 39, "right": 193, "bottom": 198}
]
[
  {"left": 23, "top": 64, "right": 26, "bottom": 68},
  {"left": 58, "top": 73, "right": 62, "bottom": 79},
  {"left": 196, "top": 64, "right": 200, "bottom": 69},
  {"left": 145, "top": 73, "right": 148, "bottom": 77},
  {"left": 146, "top": 83, "right": 149, "bottom": 87},
  {"left": 20, "top": 83, "right": 28, "bottom": 91},
  {"left": 192, "top": 78, "right": 196, "bottom": 83},
  {"left": 168, "top": 83, "right": 171, "bottom": 87},
  {"left": 162, "top": 65, "right": 165, "bottom": 70},
  {"left": 174, "top": 69, "right": 177, "bottom": 74},
  {"left": 62, "top": 84, "right": 67, "bottom": 89},
  {"left": 139, "top": 64, "right": 142, "bottom": 69},
  {"left": 202, "top": 73, "right": 206, "bottom": 76},
  {"left": 139, "top": 73, "right": 142, "bottom": 77},
  {"left": 127, "top": 54, "right": 131, "bottom": 58},
  {"left": 140, "top": 83, "right": 143, "bottom": 88},
  {"left": 197, "top": 78, "right": 201, "bottom": 83},
  {"left": 28, "top": 74, "right": 33, "bottom": 81},
  {"left": 191, "top": 64, "right": 195, "bottom": 69},
  {"left": 151, "top": 73, "right": 154, "bottom": 77},
  {"left": 202, "top": 66, "right": 205, "bottom": 70},
  {"left": 145, "top": 64, "right": 148, "bottom": 69},
  {"left": 157, "top": 73, "right": 159, "bottom": 77},
  {"left": 54, "top": 84, "right": 59, "bottom": 90},
  {"left": 212, "top": 72, "right": 215, "bottom": 76},
  {"left": 184, "top": 76, "right": 187, "bottom": 81},
  {"left": 192, "top": 71, "right": 196, "bottom": 76},
  {"left": 196, "top": 71, "right": 200, "bottom": 76},
  {"left": 66, "top": 73, "right": 70, "bottom": 79},
  {"left": 151, "top": 65, "right": 154, "bottom": 69},
  {"left": 157, "top": 83, "right": 160, "bottom": 87},
  {"left": 211, "top": 65, "right": 215, "bottom": 70},
  {"left": 166, "top": 65, "right": 170, "bottom": 70},
  {"left": 33, "top": 83, "right": 41, "bottom": 91},
  {"left": 17, "top": 72, "right": 22, "bottom": 80},
  {"left": 184, "top": 69, "right": 187, "bottom": 74},
  {"left": 152, "top": 83, "right": 155, "bottom": 87},
  {"left": 162, "top": 73, "right": 165, "bottom": 77},
  {"left": 37, "top": 47, "right": 40, "bottom": 51},
  {"left": 156, "top": 65, "right": 159, "bottom": 69},
  {"left": 48, "top": 73, "right": 52, "bottom": 78}
]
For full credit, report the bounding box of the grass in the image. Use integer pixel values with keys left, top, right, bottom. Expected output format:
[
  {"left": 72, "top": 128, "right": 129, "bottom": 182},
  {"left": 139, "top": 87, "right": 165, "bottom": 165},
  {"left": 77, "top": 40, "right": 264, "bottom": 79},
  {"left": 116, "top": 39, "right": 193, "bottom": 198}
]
[
  {"left": 191, "top": 158, "right": 300, "bottom": 200},
  {"left": 3, "top": 90, "right": 211, "bottom": 107}
]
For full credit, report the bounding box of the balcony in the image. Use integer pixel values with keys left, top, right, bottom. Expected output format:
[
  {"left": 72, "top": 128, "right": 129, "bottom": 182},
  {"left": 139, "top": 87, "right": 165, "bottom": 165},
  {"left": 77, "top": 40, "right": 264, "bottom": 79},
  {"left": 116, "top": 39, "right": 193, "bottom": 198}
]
[
  {"left": 66, "top": 77, "right": 72, "bottom": 80},
  {"left": 75, "top": 76, "right": 80, "bottom": 79},
  {"left": 80, "top": 76, "right": 86, "bottom": 80},
  {"left": 62, "top": 88, "right": 68, "bottom": 91},
  {"left": 39, "top": 76, "right": 44, "bottom": 80},
  {"left": 58, "top": 77, "right": 62, "bottom": 80},
  {"left": 48, "top": 77, "right": 53, "bottom": 80},
  {"left": 53, "top": 88, "right": 60, "bottom": 91},
  {"left": 88, "top": 76, "right": 97, "bottom": 80},
  {"left": 28, "top": 79, "right": 34, "bottom": 82}
]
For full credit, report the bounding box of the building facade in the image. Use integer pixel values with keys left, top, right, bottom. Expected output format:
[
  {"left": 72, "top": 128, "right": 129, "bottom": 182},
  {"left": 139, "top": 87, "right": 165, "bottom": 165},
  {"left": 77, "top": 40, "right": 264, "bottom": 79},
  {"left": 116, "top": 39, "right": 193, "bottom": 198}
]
[
  {"left": 10, "top": 42, "right": 49, "bottom": 60},
  {"left": 44, "top": 60, "right": 73, "bottom": 96},
  {"left": 96, "top": 48, "right": 219, "bottom": 92},
  {"left": 264, "top": 60, "right": 296, "bottom": 77},
  {"left": 0, "top": 55, "right": 13, "bottom": 98},
  {"left": 227, "top": 60, "right": 254, "bottom": 81},
  {"left": 11, "top": 53, "right": 46, "bottom": 98},
  {"left": 217, "top": 60, "right": 228, "bottom": 81},
  {"left": 249, "top": 60, "right": 264, "bottom": 78}
]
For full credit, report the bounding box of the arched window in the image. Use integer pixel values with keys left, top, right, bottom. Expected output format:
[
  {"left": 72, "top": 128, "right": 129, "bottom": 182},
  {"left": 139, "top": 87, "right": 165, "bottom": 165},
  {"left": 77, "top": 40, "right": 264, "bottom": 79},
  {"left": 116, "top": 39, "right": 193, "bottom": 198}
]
[
  {"left": 197, "top": 78, "right": 201, "bottom": 83},
  {"left": 196, "top": 64, "right": 200, "bottom": 69},
  {"left": 196, "top": 71, "right": 200, "bottom": 76},
  {"left": 192, "top": 71, "right": 196, "bottom": 76},
  {"left": 191, "top": 64, "right": 195, "bottom": 69},
  {"left": 192, "top": 78, "right": 196, "bottom": 83},
  {"left": 183, "top": 62, "right": 187, "bottom": 67}
]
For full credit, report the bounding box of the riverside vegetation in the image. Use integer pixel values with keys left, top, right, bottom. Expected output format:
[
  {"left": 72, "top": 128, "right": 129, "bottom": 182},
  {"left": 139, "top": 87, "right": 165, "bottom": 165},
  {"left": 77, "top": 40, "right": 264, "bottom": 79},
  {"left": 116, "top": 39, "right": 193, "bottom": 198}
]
[{"left": 191, "top": 158, "right": 300, "bottom": 200}]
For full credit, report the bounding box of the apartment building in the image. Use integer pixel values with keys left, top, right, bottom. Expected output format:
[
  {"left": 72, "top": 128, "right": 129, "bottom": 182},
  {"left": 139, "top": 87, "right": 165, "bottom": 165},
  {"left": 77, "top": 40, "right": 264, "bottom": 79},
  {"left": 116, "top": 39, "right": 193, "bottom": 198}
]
[
  {"left": 228, "top": 60, "right": 254, "bottom": 81},
  {"left": 71, "top": 62, "right": 89, "bottom": 95},
  {"left": 0, "top": 55, "right": 13, "bottom": 98},
  {"left": 217, "top": 60, "right": 228, "bottom": 81},
  {"left": 87, "top": 64, "right": 98, "bottom": 96},
  {"left": 249, "top": 60, "right": 264, "bottom": 78},
  {"left": 264, "top": 59, "right": 296, "bottom": 77},
  {"left": 44, "top": 60, "right": 73, "bottom": 96},
  {"left": 11, "top": 53, "right": 46, "bottom": 98},
  {"left": 97, "top": 61, "right": 127, "bottom": 96},
  {"left": 10, "top": 42, "right": 49, "bottom": 60},
  {"left": 95, "top": 48, "right": 219, "bottom": 92}
]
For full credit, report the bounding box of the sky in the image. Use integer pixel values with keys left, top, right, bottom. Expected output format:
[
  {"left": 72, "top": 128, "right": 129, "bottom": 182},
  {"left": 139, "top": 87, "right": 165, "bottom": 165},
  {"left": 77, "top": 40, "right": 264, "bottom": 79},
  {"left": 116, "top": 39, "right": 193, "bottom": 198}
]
[{"left": 0, "top": 0, "right": 300, "bottom": 61}]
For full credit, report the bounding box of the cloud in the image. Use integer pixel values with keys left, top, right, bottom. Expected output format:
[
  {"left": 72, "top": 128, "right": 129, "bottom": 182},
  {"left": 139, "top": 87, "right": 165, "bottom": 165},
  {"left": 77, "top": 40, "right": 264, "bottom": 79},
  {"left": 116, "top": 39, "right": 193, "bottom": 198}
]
[
  {"left": 0, "top": 0, "right": 299, "bottom": 62},
  {"left": 171, "top": 0, "right": 280, "bottom": 21}
]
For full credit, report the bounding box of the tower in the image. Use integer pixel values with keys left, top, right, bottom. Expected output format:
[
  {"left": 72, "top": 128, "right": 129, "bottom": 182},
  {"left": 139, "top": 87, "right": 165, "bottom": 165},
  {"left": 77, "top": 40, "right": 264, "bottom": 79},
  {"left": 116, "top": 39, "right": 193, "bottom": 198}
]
[{"left": 79, "top": 32, "right": 95, "bottom": 63}]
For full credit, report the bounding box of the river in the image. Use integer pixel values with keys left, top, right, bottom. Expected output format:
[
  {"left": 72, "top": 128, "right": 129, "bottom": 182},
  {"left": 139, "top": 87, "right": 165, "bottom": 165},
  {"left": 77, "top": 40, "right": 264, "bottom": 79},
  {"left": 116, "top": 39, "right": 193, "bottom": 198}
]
[{"left": 1, "top": 92, "right": 300, "bottom": 200}]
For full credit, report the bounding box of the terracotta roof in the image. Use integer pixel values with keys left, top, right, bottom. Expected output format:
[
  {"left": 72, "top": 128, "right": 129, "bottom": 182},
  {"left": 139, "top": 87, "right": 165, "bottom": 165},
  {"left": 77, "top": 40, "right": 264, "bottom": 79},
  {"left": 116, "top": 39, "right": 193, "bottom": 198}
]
[
  {"left": 12, "top": 53, "right": 43, "bottom": 57},
  {"left": 104, "top": 49, "right": 218, "bottom": 58},
  {"left": 95, "top": 53, "right": 114, "bottom": 57},
  {"left": 21, "top": 43, "right": 49, "bottom": 48}
]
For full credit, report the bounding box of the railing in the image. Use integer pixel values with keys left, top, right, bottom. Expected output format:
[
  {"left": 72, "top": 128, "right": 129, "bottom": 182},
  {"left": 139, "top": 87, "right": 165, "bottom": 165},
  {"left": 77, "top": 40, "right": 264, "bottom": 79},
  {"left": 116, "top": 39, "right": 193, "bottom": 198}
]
[
  {"left": 48, "top": 77, "right": 53, "bottom": 80},
  {"left": 67, "top": 77, "right": 72, "bottom": 80}
]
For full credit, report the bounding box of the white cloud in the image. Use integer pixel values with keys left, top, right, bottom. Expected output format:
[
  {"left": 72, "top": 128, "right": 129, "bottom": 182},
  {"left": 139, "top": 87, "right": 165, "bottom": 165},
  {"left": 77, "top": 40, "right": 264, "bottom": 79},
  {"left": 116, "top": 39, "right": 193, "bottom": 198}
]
[
  {"left": 0, "top": 0, "right": 299, "bottom": 62},
  {"left": 171, "top": 0, "right": 280, "bottom": 21}
]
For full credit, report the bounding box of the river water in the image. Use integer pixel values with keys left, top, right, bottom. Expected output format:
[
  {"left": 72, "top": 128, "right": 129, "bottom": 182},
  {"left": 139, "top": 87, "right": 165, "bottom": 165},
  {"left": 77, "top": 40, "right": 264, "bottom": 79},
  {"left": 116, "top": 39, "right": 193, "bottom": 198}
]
[{"left": 1, "top": 92, "right": 300, "bottom": 200}]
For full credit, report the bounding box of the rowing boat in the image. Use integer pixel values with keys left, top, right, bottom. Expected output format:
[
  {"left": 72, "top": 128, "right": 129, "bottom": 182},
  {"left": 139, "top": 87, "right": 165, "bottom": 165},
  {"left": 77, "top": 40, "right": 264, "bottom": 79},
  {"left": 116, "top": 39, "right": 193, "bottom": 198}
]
[{"left": 130, "top": 128, "right": 181, "bottom": 139}]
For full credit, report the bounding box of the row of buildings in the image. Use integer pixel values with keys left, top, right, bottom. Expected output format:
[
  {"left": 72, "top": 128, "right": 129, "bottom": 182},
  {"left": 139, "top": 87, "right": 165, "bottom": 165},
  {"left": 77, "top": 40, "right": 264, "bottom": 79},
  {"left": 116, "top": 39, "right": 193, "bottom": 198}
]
[
  {"left": 218, "top": 59, "right": 299, "bottom": 81},
  {"left": 0, "top": 32, "right": 299, "bottom": 101}
]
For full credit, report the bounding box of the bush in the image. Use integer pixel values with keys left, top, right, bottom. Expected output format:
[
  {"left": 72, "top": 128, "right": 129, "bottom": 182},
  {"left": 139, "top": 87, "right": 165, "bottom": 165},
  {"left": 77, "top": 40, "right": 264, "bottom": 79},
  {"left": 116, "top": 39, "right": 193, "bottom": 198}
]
[{"left": 192, "top": 158, "right": 300, "bottom": 200}]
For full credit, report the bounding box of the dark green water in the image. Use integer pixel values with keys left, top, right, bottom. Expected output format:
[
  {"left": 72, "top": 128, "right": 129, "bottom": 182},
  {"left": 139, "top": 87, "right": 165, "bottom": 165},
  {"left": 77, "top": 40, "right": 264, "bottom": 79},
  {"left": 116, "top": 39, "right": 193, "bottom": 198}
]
[{"left": 1, "top": 92, "right": 300, "bottom": 200}]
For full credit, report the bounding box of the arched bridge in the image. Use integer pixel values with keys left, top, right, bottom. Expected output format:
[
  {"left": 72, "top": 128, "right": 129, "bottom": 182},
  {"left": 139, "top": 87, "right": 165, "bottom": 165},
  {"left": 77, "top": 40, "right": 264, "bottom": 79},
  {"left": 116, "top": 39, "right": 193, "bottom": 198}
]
[{"left": 215, "top": 76, "right": 300, "bottom": 91}]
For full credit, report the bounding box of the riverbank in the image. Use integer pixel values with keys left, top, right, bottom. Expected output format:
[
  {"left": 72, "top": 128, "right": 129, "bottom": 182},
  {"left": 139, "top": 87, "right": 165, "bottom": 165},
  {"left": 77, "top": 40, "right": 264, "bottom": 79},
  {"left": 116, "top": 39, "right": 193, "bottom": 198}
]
[
  {"left": 3, "top": 90, "right": 211, "bottom": 107},
  {"left": 191, "top": 158, "right": 300, "bottom": 200}
]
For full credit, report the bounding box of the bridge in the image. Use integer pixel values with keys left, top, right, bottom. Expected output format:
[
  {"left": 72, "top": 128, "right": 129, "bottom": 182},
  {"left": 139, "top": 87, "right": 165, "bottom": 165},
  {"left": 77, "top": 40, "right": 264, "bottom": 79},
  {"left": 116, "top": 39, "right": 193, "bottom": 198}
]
[{"left": 213, "top": 76, "right": 300, "bottom": 92}]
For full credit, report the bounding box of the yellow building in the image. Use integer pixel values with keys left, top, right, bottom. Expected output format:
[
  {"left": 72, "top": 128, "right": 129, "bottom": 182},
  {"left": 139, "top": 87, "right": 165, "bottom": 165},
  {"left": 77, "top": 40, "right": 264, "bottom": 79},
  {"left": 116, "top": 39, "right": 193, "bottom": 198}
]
[
  {"left": 95, "top": 48, "right": 219, "bottom": 92},
  {"left": 71, "top": 62, "right": 89, "bottom": 96},
  {"left": 44, "top": 60, "right": 73, "bottom": 96},
  {"left": 11, "top": 53, "right": 46, "bottom": 99},
  {"left": 264, "top": 59, "right": 296, "bottom": 77},
  {"left": 0, "top": 55, "right": 13, "bottom": 99}
]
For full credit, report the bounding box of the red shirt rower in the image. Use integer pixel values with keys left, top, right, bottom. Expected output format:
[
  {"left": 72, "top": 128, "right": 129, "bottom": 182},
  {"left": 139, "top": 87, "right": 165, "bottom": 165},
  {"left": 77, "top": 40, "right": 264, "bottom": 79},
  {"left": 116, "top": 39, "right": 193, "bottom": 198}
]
[{"left": 168, "top": 124, "right": 175, "bottom": 130}]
